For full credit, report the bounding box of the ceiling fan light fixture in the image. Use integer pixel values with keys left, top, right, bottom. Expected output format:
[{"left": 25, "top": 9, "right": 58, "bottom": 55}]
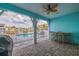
[{"left": 43, "top": 3, "right": 58, "bottom": 15}]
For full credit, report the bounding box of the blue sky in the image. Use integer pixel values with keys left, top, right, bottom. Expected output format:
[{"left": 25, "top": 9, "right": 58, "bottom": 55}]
[{"left": 0, "top": 10, "right": 33, "bottom": 28}]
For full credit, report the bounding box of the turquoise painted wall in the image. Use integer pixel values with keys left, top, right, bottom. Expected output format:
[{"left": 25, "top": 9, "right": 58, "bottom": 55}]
[{"left": 50, "top": 12, "right": 79, "bottom": 44}]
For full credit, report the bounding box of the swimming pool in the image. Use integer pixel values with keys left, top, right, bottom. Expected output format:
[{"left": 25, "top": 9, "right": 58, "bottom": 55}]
[{"left": 12, "top": 33, "right": 33, "bottom": 43}]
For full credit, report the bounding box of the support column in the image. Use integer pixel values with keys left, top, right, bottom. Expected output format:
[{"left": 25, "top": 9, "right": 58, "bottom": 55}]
[{"left": 32, "top": 18, "right": 37, "bottom": 44}]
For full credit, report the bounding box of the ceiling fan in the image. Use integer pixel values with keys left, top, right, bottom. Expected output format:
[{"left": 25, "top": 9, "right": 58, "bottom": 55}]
[{"left": 43, "top": 3, "right": 58, "bottom": 14}]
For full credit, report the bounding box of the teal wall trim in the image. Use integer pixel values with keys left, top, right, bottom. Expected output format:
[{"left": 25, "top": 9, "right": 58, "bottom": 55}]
[
  {"left": 0, "top": 3, "right": 49, "bottom": 20},
  {"left": 50, "top": 12, "right": 79, "bottom": 44}
]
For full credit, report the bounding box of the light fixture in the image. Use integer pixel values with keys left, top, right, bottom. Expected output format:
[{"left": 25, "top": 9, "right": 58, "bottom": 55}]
[{"left": 43, "top": 3, "right": 58, "bottom": 15}]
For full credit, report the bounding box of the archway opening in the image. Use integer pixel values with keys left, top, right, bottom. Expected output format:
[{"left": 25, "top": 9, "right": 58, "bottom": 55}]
[
  {"left": 37, "top": 20, "right": 49, "bottom": 42},
  {"left": 0, "top": 10, "right": 34, "bottom": 47}
]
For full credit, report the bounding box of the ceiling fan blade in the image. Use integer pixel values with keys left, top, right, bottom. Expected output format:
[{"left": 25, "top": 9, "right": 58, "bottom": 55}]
[
  {"left": 51, "top": 7, "right": 58, "bottom": 12},
  {"left": 52, "top": 3, "right": 58, "bottom": 8},
  {"left": 51, "top": 3, "right": 58, "bottom": 12},
  {"left": 43, "top": 6, "right": 48, "bottom": 10},
  {"left": 48, "top": 4, "right": 51, "bottom": 9}
]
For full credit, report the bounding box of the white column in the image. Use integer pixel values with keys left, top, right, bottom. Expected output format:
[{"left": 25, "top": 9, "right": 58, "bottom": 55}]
[{"left": 32, "top": 18, "right": 37, "bottom": 44}]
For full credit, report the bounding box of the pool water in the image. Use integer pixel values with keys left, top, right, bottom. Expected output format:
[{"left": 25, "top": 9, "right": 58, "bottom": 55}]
[
  {"left": 12, "top": 33, "right": 34, "bottom": 43},
  {"left": 16, "top": 34, "right": 33, "bottom": 37}
]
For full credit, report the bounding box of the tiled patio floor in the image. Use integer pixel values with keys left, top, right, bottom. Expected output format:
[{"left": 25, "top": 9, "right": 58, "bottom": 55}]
[{"left": 12, "top": 39, "right": 79, "bottom": 56}]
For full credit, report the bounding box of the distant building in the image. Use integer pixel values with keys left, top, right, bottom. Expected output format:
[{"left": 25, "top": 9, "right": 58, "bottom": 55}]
[
  {"left": 4, "top": 25, "right": 17, "bottom": 36},
  {"left": 0, "top": 24, "right": 5, "bottom": 35}
]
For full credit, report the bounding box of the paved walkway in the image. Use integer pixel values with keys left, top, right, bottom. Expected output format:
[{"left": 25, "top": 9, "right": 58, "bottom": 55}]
[{"left": 12, "top": 39, "right": 79, "bottom": 56}]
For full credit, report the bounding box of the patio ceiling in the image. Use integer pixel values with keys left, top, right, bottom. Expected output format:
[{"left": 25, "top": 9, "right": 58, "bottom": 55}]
[{"left": 12, "top": 3, "right": 79, "bottom": 19}]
